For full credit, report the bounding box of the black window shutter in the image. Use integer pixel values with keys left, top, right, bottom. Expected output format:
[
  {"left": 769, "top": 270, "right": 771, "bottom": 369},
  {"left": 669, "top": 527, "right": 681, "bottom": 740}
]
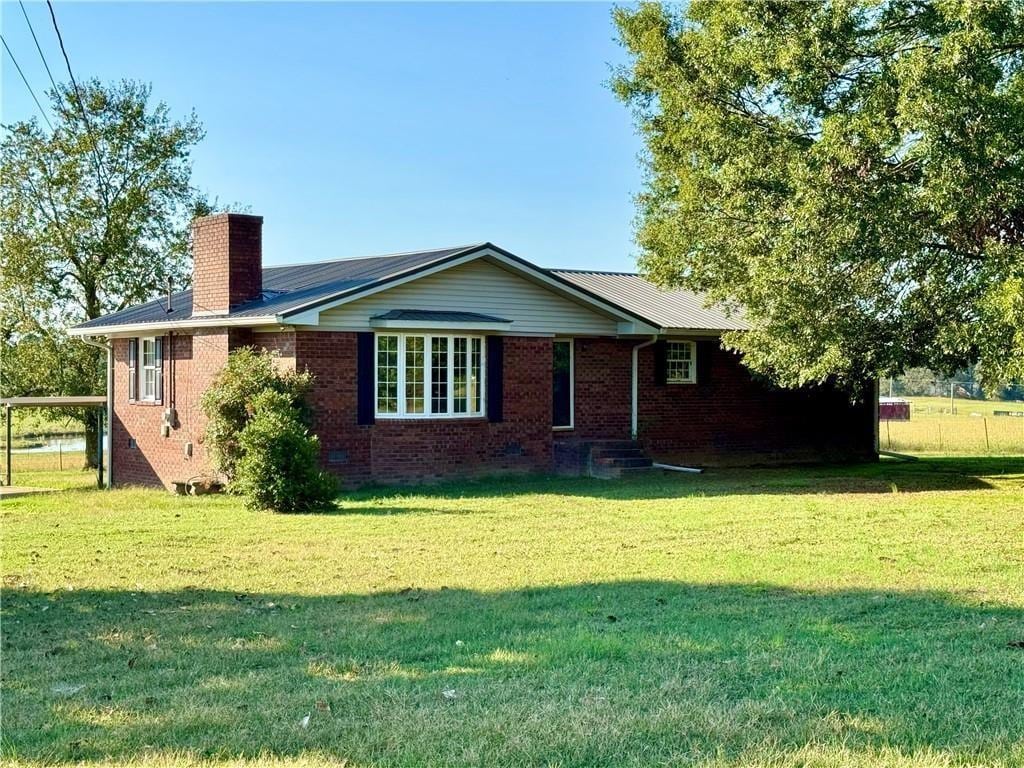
[
  {"left": 696, "top": 340, "right": 714, "bottom": 387},
  {"left": 653, "top": 340, "right": 668, "bottom": 386},
  {"left": 154, "top": 337, "right": 164, "bottom": 403},
  {"left": 356, "top": 332, "right": 375, "bottom": 425},
  {"left": 128, "top": 338, "right": 138, "bottom": 401},
  {"left": 486, "top": 335, "right": 503, "bottom": 423}
]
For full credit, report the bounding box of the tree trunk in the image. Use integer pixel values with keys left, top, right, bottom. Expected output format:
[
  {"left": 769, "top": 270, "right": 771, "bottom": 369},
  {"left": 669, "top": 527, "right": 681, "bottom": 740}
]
[
  {"left": 83, "top": 414, "right": 98, "bottom": 470},
  {"left": 81, "top": 279, "right": 101, "bottom": 470}
]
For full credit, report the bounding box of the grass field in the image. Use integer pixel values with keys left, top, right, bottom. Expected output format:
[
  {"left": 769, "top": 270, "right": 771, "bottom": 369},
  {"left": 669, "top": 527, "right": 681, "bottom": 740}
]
[
  {"left": 884, "top": 397, "right": 1023, "bottom": 455},
  {"left": 3, "top": 457, "right": 1023, "bottom": 767}
]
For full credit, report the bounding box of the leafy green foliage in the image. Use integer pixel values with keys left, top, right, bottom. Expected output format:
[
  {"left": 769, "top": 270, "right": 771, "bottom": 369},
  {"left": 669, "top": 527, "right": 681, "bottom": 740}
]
[
  {"left": 200, "top": 347, "right": 313, "bottom": 479},
  {"left": 200, "top": 347, "right": 334, "bottom": 511},
  {"left": 233, "top": 389, "right": 337, "bottom": 512},
  {"left": 1, "top": 79, "right": 210, "bottom": 464},
  {"left": 613, "top": 1, "right": 1024, "bottom": 390}
]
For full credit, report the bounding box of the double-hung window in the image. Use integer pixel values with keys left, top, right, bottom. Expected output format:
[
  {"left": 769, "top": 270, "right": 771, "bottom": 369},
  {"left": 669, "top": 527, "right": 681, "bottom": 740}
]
[
  {"left": 376, "top": 333, "right": 484, "bottom": 418},
  {"left": 129, "top": 336, "right": 163, "bottom": 403},
  {"left": 666, "top": 341, "right": 696, "bottom": 384}
]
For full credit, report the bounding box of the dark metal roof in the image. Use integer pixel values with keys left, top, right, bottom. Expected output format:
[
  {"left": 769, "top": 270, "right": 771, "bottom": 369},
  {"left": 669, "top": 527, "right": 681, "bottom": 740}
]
[
  {"left": 371, "top": 310, "right": 512, "bottom": 323},
  {"left": 551, "top": 270, "right": 748, "bottom": 332},
  {"left": 72, "top": 244, "right": 745, "bottom": 334},
  {"left": 73, "top": 245, "right": 480, "bottom": 331}
]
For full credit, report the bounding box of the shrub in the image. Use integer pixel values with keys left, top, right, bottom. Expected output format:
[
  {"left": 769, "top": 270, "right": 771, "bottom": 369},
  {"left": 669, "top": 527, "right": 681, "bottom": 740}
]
[
  {"left": 201, "top": 348, "right": 313, "bottom": 481},
  {"left": 233, "top": 390, "right": 336, "bottom": 512},
  {"left": 201, "top": 347, "right": 336, "bottom": 512}
]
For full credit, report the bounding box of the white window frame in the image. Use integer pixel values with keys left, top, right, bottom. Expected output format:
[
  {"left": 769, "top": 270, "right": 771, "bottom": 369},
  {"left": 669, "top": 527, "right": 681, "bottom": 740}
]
[
  {"left": 552, "top": 338, "right": 574, "bottom": 431},
  {"left": 140, "top": 336, "right": 160, "bottom": 402},
  {"left": 666, "top": 340, "right": 696, "bottom": 384},
  {"left": 375, "top": 332, "right": 486, "bottom": 419}
]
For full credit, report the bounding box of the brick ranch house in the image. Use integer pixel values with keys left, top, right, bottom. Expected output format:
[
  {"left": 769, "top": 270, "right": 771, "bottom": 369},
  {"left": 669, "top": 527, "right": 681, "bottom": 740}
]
[{"left": 70, "top": 213, "right": 877, "bottom": 488}]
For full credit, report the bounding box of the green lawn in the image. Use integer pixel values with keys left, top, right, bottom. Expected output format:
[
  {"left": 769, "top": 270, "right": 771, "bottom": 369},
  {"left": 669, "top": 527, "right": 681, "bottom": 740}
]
[{"left": 2, "top": 458, "right": 1023, "bottom": 767}]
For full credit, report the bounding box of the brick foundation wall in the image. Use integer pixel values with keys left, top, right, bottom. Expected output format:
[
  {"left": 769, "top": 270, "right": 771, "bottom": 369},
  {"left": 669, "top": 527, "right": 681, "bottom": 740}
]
[{"left": 297, "top": 332, "right": 553, "bottom": 484}]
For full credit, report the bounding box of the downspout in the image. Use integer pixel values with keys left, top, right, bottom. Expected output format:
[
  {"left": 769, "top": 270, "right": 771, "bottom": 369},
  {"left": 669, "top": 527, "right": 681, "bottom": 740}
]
[
  {"left": 80, "top": 335, "right": 113, "bottom": 488},
  {"left": 631, "top": 335, "right": 658, "bottom": 440}
]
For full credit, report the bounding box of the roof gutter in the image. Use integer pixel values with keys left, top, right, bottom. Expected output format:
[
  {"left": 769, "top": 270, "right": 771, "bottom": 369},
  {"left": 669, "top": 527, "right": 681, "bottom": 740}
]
[
  {"left": 631, "top": 335, "right": 658, "bottom": 440},
  {"left": 67, "top": 315, "right": 283, "bottom": 337}
]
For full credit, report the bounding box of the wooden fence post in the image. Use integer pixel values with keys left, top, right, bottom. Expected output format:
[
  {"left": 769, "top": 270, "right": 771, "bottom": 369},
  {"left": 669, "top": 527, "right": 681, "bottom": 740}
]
[{"left": 984, "top": 418, "right": 990, "bottom": 451}]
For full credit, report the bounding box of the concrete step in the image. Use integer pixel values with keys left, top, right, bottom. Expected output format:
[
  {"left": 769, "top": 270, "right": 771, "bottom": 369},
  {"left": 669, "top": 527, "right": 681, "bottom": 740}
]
[
  {"left": 583, "top": 438, "right": 654, "bottom": 479},
  {"left": 591, "top": 463, "right": 657, "bottom": 479},
  {"left": 590, "top": 447, "right": 647, "bottom": 460},
  {"left": 593, "top": 456, "right": 654, "bottom": 469}
]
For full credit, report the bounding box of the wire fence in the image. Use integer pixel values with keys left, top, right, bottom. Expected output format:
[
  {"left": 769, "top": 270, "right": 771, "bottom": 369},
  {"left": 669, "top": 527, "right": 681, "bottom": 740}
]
[
  {"left": 880, "top": 397, "right": 1024, "bottom": 455},
  {"left": 4, "top": 446, "right": 89, "bottom": 473}
]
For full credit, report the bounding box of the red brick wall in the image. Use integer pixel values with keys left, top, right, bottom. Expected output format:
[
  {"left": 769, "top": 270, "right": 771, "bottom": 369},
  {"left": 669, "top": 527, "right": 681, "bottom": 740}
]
[
  {"left": 566, "top": 338, "right": 875, "bottom": 465},
  {"left": 191, "top": 213, "right": 263, "bottom": 314},
  {"left": 111, "top": 329, "right": 874, "bottom": 489},
  {"left": 568, "top": 337, "right": 632, "bottom": 439},
  {"left": 297, "top": 332, "right": 553, "bottom": 484},
  {"left": 111, "top": 329, "right": 233, "bottom": 488}
]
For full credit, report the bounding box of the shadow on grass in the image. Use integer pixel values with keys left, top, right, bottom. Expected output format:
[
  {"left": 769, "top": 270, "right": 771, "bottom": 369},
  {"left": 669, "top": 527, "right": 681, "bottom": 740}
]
[
  {"left": 2, "top": 582, "right": 1022, "bottom": 765},
  {"left": 339, "top": 455, "right": 1024, "bottom": 508}
]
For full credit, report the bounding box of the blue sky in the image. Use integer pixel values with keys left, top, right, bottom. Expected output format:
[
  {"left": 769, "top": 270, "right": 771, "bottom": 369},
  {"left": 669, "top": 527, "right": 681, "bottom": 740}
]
[{"left": 2, "top": 1, "right": 645, "bottom": 271}]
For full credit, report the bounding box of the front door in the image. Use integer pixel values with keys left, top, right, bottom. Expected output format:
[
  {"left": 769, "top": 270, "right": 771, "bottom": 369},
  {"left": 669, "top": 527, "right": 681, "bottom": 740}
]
[{"left": 552, "top": 339, "right": 573, "bottom": 429}]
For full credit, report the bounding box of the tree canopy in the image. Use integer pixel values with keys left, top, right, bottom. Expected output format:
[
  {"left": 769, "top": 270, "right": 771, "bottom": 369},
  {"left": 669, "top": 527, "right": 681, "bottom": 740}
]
[
  {"left": 1, "top": 79, "right": 210, "bottom": 463},
  {"left": 614, "top": 0, "right": 1024, "bottom": 390}
]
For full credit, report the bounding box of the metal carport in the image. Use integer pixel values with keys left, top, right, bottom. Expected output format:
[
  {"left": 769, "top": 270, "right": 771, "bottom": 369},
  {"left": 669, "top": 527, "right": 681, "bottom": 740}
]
[{"left": 1, "top": 396, "right": 108, "bottom": 489}]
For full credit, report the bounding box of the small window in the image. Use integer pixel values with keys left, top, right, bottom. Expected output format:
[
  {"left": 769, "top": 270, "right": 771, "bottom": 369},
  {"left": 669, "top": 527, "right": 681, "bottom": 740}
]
[
  {"left": 376, "top": 333, "right": 484, "bottom": 418},
  {"left": 666, "top": 341, "right": 696, "bottom": 384},
  {"left": 140, "top": 337, "right": 160, "bottom": 400}
]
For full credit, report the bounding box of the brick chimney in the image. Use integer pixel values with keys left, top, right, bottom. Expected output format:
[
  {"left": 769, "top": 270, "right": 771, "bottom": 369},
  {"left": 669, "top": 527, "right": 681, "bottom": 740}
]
[{"left": 191, "top": 213, "right": 263, "bottom": 316}]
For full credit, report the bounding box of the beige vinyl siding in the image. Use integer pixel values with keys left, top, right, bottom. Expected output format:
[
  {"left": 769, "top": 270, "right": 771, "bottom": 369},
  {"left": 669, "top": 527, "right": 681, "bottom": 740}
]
[{"left": 317, "top": 257, "right": 620, "bottom": 335}]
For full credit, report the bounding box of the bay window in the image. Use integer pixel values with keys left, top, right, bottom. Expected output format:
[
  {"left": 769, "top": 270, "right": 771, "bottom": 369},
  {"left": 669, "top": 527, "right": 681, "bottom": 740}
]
[{"left": 376, "top": 333, "right": 485, "bottom": 418}]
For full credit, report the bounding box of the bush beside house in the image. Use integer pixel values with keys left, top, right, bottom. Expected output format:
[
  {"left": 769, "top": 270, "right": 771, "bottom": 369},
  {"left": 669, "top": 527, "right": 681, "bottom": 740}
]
[{"left": 201, "top": 348, "right": 335, "bottom": 512}]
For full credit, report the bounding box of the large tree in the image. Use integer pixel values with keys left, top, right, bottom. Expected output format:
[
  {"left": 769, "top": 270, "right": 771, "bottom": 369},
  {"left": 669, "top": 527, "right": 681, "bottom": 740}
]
[
  {"left": 613, "top": 0, "right": 1024, "bottom": 391},
  {"left": 1, "top": 79, "right": 209, "bottom": 465}
]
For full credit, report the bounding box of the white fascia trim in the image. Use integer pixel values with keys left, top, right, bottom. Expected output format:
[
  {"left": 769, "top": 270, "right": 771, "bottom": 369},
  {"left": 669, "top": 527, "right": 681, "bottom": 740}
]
[
  {"left": 617, "top": 321, "right": 665, "bottom": 336},
  {"left": 286, "top": 324, "right": 558, "bottom": 337},
  {"left": 67, "top": 315, "right": 282, "bottom": 337},
  {"left": 369, "top": 319, "right": 513, "bottom": 331}
]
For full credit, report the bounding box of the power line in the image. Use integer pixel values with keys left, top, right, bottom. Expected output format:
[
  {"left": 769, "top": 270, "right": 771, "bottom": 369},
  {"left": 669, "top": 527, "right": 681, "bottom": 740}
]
[
  {"left": 0, "top": 34, "right": 54, "bottom": 131},
  {"left": 19, "top": 0, "right": 65, "bottom": 113},
  {"left": 45, "top": 0, "right": 109, "bottom": 206}
]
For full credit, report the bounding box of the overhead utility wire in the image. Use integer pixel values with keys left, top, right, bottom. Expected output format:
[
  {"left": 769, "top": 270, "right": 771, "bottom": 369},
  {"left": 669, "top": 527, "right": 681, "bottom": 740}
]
[
  {"left": 0, "top": 34, "right": 54, "bottom": 130},
  {"left": 19, "top": 0, "right": 65, "bottom": 112},
  {"left": 46, "top": 0, "right": 110, "bottom": 206}
]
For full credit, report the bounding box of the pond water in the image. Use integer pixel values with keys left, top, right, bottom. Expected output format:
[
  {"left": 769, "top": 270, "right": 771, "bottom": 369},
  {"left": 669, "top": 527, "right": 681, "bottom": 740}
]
[{"left": 10, "top": 435, "right": 107, "bottom": 453}]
